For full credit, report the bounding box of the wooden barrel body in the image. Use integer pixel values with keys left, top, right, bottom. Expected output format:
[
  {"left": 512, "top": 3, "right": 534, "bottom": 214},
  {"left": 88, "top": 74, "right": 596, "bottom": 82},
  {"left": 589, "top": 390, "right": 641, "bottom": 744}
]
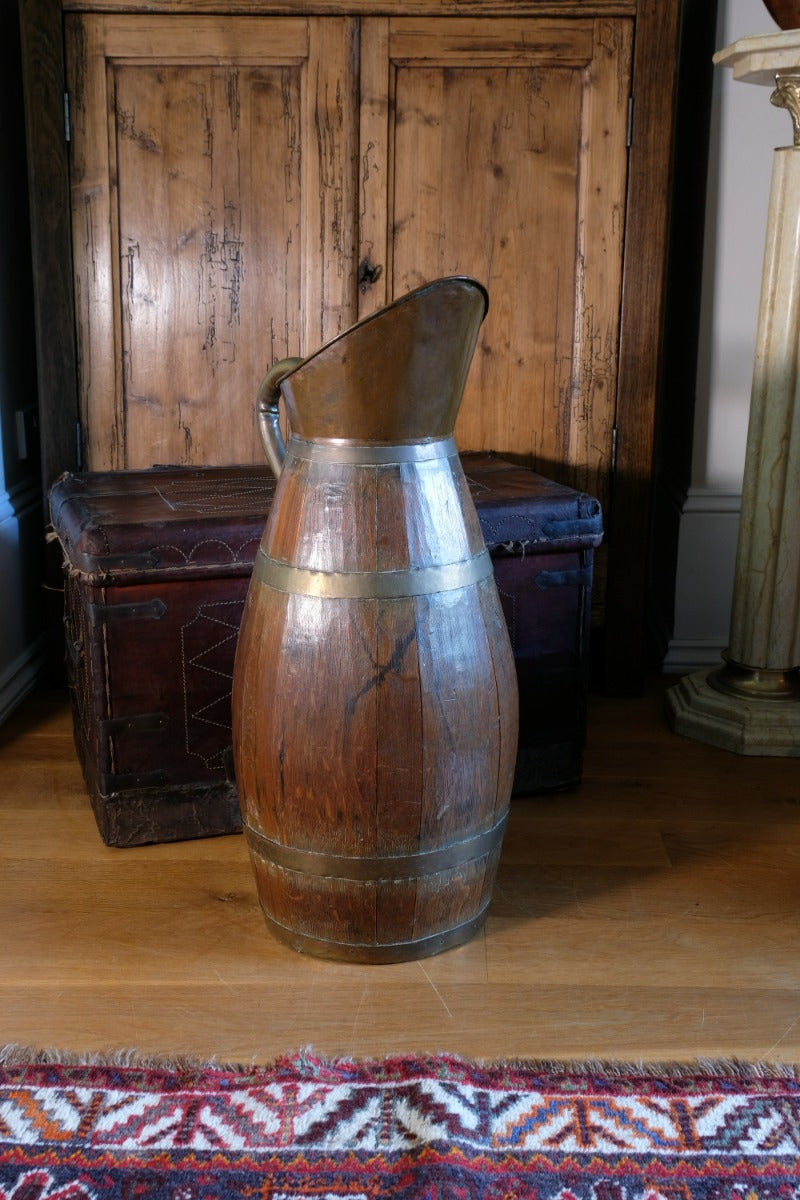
[{"left": 232, "top": 278, "right": 518, "bottom": 962}]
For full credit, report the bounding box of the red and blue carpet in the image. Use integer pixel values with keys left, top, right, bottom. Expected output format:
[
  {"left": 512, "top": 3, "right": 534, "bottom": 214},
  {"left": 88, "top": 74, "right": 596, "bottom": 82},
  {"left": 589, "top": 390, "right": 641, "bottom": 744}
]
[{"left": 1, "top": 1049, "right": 799, "bottom": 1199}]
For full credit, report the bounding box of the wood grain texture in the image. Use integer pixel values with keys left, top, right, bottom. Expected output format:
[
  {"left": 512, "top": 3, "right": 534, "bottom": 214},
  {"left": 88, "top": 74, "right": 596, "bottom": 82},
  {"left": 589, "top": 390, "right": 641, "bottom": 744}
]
[
  {"left": 302, "top": 18, "right": 360, "bottom": 350},
  {"left": 66, "top": 13, "right": 358, "bottom": 470},
  {"left": 232, "top": 450, "right": 517, "bottom": 961},
  {"left": 62, "top": 1, "right": 637, "bottom": 13},
  {"left": 602, "top": 0, "right": 683, "bottom": 694},
  {"left": 385, "top": 17, "right": 630, "bottom": 522},
  {"left": 62, "top": 10, "right": 630, "bottom": 526},
  {"left": 26, "top": 0, "right": 685, "bottom": 696},
  {"left": 231, "top": 281, "right": 513, "bottom": 959},
  {"left": 357, "top": 17, "right": 391, "bottom": 319},
  {"left": 4, "top": 678, "right": 800, "bottom": 1062}
]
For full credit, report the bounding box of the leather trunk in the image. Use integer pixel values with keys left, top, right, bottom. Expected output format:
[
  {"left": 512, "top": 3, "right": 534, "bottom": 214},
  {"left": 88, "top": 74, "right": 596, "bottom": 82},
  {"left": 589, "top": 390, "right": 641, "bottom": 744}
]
[{"left": 49, "top": 453, "right": 602, "bottom": 846}]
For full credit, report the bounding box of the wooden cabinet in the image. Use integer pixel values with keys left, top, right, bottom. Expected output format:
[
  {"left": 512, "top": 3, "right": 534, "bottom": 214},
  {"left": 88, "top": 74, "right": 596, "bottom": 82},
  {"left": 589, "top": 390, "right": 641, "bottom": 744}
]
[
  {"left": 359, "top": 17, "right": 631, "bottom": 523},
  {"left": 21, "top": 0, "right": 686, "bottom": 693},
  {"left": 66, "top": 9, "right": 629, "bottom": 521},
  {"left": 66, "top": 14, "right": 359, "bottom": 469}
]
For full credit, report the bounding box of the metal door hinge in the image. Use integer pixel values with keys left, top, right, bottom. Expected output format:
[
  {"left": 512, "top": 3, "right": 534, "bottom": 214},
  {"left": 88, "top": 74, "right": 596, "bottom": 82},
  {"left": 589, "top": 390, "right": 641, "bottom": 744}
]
[
  {"left": 76, "top": 420, "right": 83, "bottom": 469},
  {"left": 626, "top": 96, "right": 634, "bottom": 148},
  {"left": 611, "top": 426, "right": 618, "bottom": 473},
  {"left": 64, "top": 92, "right": 71, "bottom": 143}
]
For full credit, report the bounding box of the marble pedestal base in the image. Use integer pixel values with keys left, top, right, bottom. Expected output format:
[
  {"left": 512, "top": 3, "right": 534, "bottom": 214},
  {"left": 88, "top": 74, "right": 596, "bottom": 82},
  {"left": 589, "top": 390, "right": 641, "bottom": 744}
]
[
  {"left": 666, "top": 33, "right": 800, "bottom": 758},
  {"left": 666, "top": 670, "right": 800, "bottom": 756}
]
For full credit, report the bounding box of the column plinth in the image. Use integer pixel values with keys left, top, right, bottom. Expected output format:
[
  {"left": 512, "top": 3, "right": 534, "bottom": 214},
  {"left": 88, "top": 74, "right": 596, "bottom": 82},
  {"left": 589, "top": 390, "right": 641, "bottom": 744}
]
[{"left": 667, "top": 31, "right": 800, "bottom": 755}]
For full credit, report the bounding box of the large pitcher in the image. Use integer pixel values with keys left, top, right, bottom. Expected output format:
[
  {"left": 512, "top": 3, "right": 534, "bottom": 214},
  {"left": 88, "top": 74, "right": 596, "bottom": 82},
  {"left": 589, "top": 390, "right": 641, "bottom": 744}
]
[{"left": 232, "top": 277, "right": 518, "bottom": 962}]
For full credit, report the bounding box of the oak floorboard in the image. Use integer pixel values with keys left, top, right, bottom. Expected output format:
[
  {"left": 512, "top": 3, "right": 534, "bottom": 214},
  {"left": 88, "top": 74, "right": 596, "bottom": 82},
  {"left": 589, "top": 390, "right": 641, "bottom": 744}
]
[{"left": 2, "top": 679, "right": 800, "bottom": 1065}]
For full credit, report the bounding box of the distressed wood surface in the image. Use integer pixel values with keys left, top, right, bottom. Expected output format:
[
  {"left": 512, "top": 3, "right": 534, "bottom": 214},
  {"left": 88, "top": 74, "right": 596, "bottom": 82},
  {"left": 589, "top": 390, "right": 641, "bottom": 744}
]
[
  {"left": 566, "top": 20, "right": 631, "bottom": 500},
  {"left": 357, "top": 17, "right": 391, "bottom": 319},
  {"left": 32, "top": 0, "right": 686, "bottom": 693},
  {"left": 62, "top": 0, "right": 636, "bottom": 13},
  {"left": 66, "top": 10, "right": 628, "bottom": 506},
  {"left": 66, "top": 13, "right": 358, "bottom": 470},
  {"left": 381, "top": 17, "right": 630, "bottom": 520}
]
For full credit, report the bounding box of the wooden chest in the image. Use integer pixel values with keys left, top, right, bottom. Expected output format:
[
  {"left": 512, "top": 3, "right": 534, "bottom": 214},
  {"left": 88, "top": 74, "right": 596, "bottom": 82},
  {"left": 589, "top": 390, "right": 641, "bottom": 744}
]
[{"left": 49, "top": 453, "right": 602, "bottom": 846}]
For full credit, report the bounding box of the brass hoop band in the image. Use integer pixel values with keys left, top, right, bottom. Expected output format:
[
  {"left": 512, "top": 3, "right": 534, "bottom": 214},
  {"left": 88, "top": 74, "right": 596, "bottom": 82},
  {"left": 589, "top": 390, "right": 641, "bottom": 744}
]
[
  {"left": 253, "top": 547, "right": 493, "bottom": 598},
  {"left": 287, "top": 435, "right": 458, "bottom": 465},
  {"left": 260, "top": 903, "right": 491, "bottom": 963},
  {"left": 244, "top": 813, "right": 507, "bottom": 881}
]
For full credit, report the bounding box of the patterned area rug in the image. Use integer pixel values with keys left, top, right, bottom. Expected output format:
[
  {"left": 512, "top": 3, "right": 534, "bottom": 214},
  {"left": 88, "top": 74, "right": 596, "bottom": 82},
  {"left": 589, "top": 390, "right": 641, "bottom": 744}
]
[{"left": 1, "top": 1048, "right": 799, "bottom": 1199}]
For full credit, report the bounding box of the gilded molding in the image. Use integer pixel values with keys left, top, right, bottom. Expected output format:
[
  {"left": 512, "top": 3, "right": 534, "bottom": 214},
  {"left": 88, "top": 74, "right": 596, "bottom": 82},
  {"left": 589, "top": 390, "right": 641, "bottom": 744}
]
[{"left": 771, "top": 72, "right": 800, "bottom": 144}]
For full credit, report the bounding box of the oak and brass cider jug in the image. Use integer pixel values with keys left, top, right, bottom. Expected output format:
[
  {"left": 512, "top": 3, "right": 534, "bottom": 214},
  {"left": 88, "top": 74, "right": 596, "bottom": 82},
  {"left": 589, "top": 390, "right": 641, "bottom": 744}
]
[{"left": 232, "top": 277, "right": 518, "bottom": 962}]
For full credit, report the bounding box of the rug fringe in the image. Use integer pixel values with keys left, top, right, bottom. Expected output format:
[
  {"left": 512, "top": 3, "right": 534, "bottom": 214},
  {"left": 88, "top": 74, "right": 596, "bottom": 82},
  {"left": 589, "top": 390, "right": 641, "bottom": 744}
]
[
  {"left": 1, "top": 1043, "right": 799, "bottom": 1080},
  {"left": 0, "top": 1044, "right": 253, "bottom": 1072},
  {"left": 502, "top": 1054, "right": 800, "bottom": 1080}
]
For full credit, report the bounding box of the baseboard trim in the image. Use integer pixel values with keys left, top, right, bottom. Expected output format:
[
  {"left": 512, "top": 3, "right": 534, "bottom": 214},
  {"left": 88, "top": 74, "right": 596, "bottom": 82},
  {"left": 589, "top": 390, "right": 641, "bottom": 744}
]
[
  {"left": 0, "top": 637, "right": 48, "bottom": 726},
  {"left": 1, "top": 477, "right": 44, "bottom": 524},
  {"left": 662, "top": 640, "right": 726, "bottom": 674},
  {"left": 662, "top": 485, "right": 741, "bottom": 673},
  {"left": 0, "top": 474, "right": 48, "bottom": 724},
  {"left": 679, "top": 487, "right": 741, "bottom": 515}
]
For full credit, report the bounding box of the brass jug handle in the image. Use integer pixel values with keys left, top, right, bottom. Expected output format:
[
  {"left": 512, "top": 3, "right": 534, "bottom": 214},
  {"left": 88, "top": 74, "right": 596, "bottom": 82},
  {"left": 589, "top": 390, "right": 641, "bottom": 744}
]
[{"left": 256, "top": 357, "right": 304, "bottom": 477}]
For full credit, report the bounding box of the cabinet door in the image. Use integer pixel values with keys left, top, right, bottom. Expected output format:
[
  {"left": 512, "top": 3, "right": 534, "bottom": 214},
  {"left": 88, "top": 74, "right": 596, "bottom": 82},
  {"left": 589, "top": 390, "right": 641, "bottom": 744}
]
[
  {"left": 359, "top": 17, "right": 632, "bottom": 520},
  {"left": 65, "top": 14, "right": 358, "bottom": 470}
]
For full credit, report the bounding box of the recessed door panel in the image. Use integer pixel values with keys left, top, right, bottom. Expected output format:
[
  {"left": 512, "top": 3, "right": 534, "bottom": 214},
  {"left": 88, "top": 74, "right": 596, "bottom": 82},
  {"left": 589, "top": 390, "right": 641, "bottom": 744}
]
[{"left": 66, "top": 15, "right": 358, "bottom": 469}]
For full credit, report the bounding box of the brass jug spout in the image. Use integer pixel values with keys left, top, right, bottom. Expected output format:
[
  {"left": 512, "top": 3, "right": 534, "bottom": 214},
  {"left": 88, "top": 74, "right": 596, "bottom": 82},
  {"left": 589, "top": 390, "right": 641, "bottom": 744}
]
[{"left": 255, "top": 276, "right": 489, "bottom": 469}]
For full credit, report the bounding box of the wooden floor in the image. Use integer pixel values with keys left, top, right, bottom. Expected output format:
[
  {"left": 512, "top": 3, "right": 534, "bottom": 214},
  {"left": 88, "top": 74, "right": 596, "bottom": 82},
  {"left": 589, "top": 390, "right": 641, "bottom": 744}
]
[{"left": 2, "top": 677, "right": 800, "bottom": 1066}]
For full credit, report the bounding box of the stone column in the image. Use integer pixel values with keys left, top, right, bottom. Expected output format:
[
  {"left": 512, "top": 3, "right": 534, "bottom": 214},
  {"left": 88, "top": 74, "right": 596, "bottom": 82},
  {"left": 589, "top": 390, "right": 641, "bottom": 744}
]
[{"left": 667, "top": 32, "right": 800, "bottom": 754}]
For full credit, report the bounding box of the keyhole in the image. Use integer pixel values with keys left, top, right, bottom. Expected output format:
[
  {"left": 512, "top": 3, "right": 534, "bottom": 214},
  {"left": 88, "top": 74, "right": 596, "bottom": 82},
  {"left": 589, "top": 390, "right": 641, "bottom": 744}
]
[{"left": 357, "top": 256, "right": 383, "bottom": 293}]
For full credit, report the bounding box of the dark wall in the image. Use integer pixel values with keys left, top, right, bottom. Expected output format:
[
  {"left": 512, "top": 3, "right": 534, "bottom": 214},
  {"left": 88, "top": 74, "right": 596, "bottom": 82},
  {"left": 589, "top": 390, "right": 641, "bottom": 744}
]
[
  {"left": 649, "top": 0, "right": 720, "bottom": 662},
  {"left": 0, "top": 0, "right": 48, "bottom": 715},
  {"left": 0, "top": 0, "right": 39, "bottom": 491}
]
